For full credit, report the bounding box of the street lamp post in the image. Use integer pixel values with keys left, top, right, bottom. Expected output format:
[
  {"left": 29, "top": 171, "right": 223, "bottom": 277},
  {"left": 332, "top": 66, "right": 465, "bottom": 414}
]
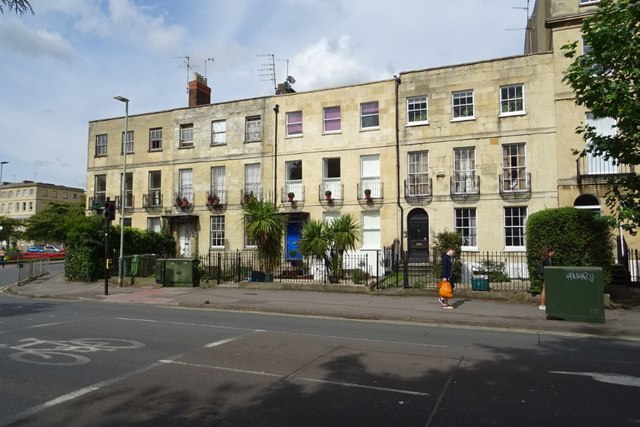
[
  {"left": 0, "top": 161, "right": 8, "bottom": 186},
  {"left": 114, "top": 96, "right": 129, "bottom": 287}
]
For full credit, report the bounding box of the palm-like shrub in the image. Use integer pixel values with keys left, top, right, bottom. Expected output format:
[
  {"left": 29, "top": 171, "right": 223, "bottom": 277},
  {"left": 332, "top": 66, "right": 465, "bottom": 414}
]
[
  {"left": 243, "top": 197, "right": 285, "bottom": 272},
  {"left": 299, "top": 214, "right": 359, "bottom": 282}
]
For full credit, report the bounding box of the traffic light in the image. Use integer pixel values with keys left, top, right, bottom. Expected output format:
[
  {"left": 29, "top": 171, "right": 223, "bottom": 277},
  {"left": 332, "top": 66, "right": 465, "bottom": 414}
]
[{"left": 104, "top": 200, "right": 116, "bottom": 221}]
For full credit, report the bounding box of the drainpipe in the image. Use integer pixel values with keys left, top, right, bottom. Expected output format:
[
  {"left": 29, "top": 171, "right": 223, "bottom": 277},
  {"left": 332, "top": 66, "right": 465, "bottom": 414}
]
[
  {"left": 394, "top": 75, "right": 404, "bottom": 254},
  {"left": 273, "top": 104, "right": 279, "bottom": 207},
  {"left": 394, "top": 75, "right": 407, "bottom": 288}
]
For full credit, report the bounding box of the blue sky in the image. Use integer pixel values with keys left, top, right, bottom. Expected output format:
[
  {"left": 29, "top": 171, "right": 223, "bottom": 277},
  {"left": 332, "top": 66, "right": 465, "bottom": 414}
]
[{"left": 0, "top": 0, "right": 528, "bottom": 190}]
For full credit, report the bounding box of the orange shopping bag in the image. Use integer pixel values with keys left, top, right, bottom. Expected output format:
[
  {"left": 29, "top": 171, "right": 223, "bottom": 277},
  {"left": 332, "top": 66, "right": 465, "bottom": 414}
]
[{"left": 438, "top": 279, "right": 453, "bottom": 299}]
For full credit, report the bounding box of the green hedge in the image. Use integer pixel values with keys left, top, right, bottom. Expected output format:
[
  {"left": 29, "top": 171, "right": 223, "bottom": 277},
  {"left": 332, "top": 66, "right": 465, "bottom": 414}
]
[{"left": 526, "top": 207, "right": 614, "bottom": 292}]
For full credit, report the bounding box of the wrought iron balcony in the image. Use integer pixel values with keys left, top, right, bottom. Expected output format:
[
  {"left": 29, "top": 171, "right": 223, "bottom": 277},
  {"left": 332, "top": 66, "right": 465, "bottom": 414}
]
[
  {"left": 576, "top": 156, "right": 636, "bottom": 185},
  {"left": 404, "top": 178, "right": 432, "bottom": 203},
  {"left": 499, "top": 173, "right": 531, "bottom": 200},
  {"left": 450, "top": 175, "right": 480, "bottom": 201},
  {"left": 142, "top": 191, "right": 163, "bottom": 209}
]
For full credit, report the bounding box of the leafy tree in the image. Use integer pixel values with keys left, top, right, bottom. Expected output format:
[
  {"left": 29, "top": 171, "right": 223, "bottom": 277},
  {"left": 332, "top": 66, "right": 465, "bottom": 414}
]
[
  {"left": 242, "top": 197, "right": 285, "bottom": 272},
  {"left": 0, "top": 216, "right": 21, "bottom": 245},
  {"left": 299, "top": 214, "right": 359, "bottom": 283},
  {"left": 24, "top": 201, "right": 86, "bottom": 244},
  {"left": 562, "top": 0, "right": 640, "bottom": 233},
  {"left": 0, "top": 0, "right": 33, "bottom": 15}
]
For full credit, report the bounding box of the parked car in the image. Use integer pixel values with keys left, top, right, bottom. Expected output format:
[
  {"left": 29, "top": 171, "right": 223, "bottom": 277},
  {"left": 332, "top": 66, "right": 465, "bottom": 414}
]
[
  {"left": 43, "top": 244, "right": 63, "bottom": 253},
  {"left": 26, "top": 245, "right": 45, "bottom": 253}
]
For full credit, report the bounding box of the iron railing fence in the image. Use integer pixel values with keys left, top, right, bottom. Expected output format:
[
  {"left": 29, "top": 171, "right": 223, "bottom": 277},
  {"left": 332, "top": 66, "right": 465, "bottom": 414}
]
[
  {"left": 375, "top": 249, "right": 532, "bottom": 292},
  {"left": 198, "top": 251, "right": 374, "bottom": 286}
]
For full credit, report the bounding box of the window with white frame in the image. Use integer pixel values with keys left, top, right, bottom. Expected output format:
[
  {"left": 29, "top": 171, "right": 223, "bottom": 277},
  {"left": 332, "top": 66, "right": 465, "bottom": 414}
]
[
  {"left": 147, "top": 217, "right": 161, "bottom": 233},
  {"left": 500, "top": 84, "right": 525, "bottom": 115},
  {"left": 361, "top": 211, "right": 381, "bottom": 249},
  {"left": 585, "top": 112, "right": 617, "bottom": 174},
  {"left": 210, "top": 166, "right": 226, "bottom": 204},
  {"left": 407, "top": 151, "right": 429, "bottom": 196},
  {"left": 286, "top": 111, "right": 303, "bottom": 137},
  {"left": 323, "top": 106, "right": 341, "bottom": 133},
  {"left": 360, "top": 101, "right": 379, "bottom": 129},
  {"left": 245, "top": 116, "right": 261, "bottom": 142},
  {"left": 29, "top": 201, "right": 33, "bottom": 211},
  {"left": 323, "top": 158, "right": 341, "bottom": 199},
  {"left": 361, "top": 155, "right": 381, "bottom": 198},
  {"left": 121, "top": 130, "right": 134, "bottom": 154},
  {"left": 407, "top": 96, "right": 428, "bottom": 124},
  {"left": 121, "top": 172, "right": 133, "bottom": 208},
  {"left": 180, "top": 124, "right": 193, "bottom": 147},
  {"left": 244, "top": 163, "right": 261, "bottom": 197},
  {"left": 453, "top": 147, "right": 477, "bottom": 194},
  {"left": 149, "top": 128, "right": 162, "bottom": 151},
  {"left": 452, "top": 90, "right": 474, "bottom": 120},
  {"left": 455, "top": 208, "right": 477, "bottom": 247},
  {"left": 502, "top": 144, "right": 528, "bottom": 191},
  {"left": 211, "top": 120, "right": 226, "bottom": 145},
  {"left": 148, "top": 171, "right": 161, "bottom": 207},
  {"left": 210, "top": 215, "right": 225, "bottom": 248},
  {"left": 96, "top": 134, "right": 107, "bottom": 156},
  {"left": 179, "top": 169, "right": 193, "bottom": 202},
  {"left": 94, "top": 174, "right": 106, "bottom": 204},
  {"left": 285, "top": 160, "right": 303, "bottom": 201},
  {"left": 504, "top": 206, "right": 527, "bottom": 248},
  {"left": 580, "top": 0, "right": 599, "bottom": 4}
]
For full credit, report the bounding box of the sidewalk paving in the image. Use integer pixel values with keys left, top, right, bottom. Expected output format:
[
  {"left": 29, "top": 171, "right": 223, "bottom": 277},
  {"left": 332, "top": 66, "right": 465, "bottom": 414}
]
[{"left": 6, "top": 272, "right": 640, "bottom": 341}]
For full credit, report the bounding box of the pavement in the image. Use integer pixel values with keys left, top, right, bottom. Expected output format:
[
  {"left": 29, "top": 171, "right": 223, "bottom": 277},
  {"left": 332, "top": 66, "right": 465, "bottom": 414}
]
[{"left": 5, "top": 271, "right": 640, "bottom": 341}]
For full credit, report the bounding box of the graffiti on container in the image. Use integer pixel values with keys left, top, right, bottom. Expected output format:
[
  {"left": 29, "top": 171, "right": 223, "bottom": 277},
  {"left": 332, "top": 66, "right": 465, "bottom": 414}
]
[{"left": 564, "top": 272, "right": 595, "bottom": 283}]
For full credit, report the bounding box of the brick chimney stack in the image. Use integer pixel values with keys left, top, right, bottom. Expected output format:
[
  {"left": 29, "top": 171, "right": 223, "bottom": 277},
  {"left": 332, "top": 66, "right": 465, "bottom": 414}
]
[{"left": 188, "top": 72, "right": 211, "bottom": 107}]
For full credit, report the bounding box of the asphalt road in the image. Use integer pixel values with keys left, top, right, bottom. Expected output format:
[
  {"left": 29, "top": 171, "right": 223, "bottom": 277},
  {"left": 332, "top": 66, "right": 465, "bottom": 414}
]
[{"left": 0, "top": 295, "right": 639, "bottom": 426}]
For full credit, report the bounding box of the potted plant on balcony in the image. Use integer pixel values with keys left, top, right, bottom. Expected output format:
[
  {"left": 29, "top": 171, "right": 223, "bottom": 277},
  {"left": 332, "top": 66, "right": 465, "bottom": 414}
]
[
  {"left": 364, "top": 188, "right": 372, "bottom": 200},
  {"left": 325, "top": 190, "right": 332, "bottom": 201},
  {"left": 207, "top": 193, "right": 220, "bottom": 206},
  {"left": 287, "top": 192, "right": 295, "bottom": 202}
]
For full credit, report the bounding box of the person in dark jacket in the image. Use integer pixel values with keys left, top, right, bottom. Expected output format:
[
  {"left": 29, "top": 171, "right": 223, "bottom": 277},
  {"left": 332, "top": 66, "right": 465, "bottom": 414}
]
[
  {"left": 537, "top": 246, "right": 555, "bottom": 311},
  {"left": 439, "top": 248, "right": 455, "bottom": 309}
]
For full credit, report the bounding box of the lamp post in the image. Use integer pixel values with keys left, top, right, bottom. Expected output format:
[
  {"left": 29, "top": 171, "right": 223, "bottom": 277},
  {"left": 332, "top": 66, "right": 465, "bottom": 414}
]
[
  {"left": 0, "top": 161, "right": 8, "bottom": 186},
  {"left": 114, "top": 96, "right": 129, "bottom": 287}
]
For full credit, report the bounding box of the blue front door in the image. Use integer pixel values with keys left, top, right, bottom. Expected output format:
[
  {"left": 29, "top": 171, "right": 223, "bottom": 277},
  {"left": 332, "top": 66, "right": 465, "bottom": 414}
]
[{"left": 286, "top": 217, "right": 303, "bottom": 260}]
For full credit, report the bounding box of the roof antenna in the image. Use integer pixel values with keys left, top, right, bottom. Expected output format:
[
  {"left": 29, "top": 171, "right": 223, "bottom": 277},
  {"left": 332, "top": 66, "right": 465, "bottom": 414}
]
[
  {"left": 204, "top": 57, "right": 214, "bottom": 78},
  {"left": 506, "top": 0, "right": 532, "bottom": 53},
  {"left": 173, "top": 56, "right": 191, "bottom": 93},
  {"left": 257, "top": 53, "right": 276, "bottom": 93}
]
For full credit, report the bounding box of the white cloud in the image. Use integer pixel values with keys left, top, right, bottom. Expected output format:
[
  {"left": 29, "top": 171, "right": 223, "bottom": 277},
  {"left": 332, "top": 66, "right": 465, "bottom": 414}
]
[
  {"left": 291, "top": 35, "right": 388, "bottom": 92},
  {"left": 0, "top": 20, "right": 77, "bottom": 62}
]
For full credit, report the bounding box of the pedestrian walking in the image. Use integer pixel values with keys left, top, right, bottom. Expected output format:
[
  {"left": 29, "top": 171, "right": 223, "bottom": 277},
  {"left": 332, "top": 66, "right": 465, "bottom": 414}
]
[
  {"left": 537, "top": 246, "right": 556, "bottom": 310},
  {"left": 439, "top": 248, "right": 455, "bottom": 309},
  {"left": 0, "top": 247, "right": 6, "bottom": 268}
]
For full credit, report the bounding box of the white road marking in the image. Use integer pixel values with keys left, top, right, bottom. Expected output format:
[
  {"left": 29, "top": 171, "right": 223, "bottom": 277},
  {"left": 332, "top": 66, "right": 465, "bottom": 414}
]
[
  {"left": 550, "top": 371, "right": 640, "bottom": 387},
  {"left": 160, "top": 360, "right": 430, "bottom": 396},
  {"left": 205, "top": 336, "right": 243, "bottom": 348}
]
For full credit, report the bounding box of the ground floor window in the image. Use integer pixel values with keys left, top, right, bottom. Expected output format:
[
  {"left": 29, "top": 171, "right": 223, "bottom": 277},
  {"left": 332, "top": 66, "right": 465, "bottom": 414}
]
[
  {"left": 210, "top": 215, "right": 225, "bottom": 248},
  {"left": 455, "top": 208, "right": 477, "bottom": 248},
  {"left": 361, "top": 211, "right": 380, "bottom": 249},
  {"left": 504, "top": 206, "right": 527, "bottom": 248},
  {"left": 147, "top": 217, "right": 161, "bottom": 233}
]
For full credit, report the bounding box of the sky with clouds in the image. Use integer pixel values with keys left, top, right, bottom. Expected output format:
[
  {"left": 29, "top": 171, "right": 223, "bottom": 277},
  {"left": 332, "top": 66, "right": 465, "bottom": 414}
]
[{"left": 0, "top": 0, "right": 528, "bottom": 190}]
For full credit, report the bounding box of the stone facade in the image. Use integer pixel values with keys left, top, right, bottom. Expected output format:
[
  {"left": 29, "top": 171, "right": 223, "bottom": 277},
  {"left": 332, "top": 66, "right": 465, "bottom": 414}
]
[{"left": 87, "top": 0, "right": 637, "bottom": 259}]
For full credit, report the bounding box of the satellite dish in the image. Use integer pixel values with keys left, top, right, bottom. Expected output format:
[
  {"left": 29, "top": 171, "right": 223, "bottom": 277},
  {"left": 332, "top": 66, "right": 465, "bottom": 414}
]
[{"left": 286, "top": 75, "right": 296, "bottom": 84}]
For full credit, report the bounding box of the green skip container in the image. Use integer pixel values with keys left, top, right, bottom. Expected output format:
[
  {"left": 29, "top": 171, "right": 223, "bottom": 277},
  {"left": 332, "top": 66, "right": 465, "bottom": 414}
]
[{"left": 544, "top": 266, "right": 605, "bottom": 323}]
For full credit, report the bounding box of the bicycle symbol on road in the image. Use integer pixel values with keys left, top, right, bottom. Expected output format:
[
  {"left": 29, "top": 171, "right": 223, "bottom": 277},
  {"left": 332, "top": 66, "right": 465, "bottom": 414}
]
[{"left": 0, "top": 338, "right": 145, "bottom": 366}]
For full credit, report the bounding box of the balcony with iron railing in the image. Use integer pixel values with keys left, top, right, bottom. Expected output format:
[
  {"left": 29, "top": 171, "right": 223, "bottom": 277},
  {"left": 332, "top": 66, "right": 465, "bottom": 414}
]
[
  {"left": 319, "top": 182, "right": 343, "bottom": 209},
  {"left": 499, "top": 172, "right": 531, "bottom": 200},
  {"left": 241, "top": 185, "right": 262, "bottom": 205},
  {"left": 173, "top": 191, "right": 193, "bottom": 212},
  {"left": 206, "top": 189, "right": 227, "bottom": 209},
  {"left": 115, "top": 192, "right": 134, "bottom": 211},
  {"left": 576, "top": 156, "right": 636, "bottom": 185},
  {"left": 88, "top": 194, "right": 107, "bottom": 210},
  {"left": 357, "top": 180, "right": 383, "bottom": 208},
  {"left": 404, "top": 178, "right": 432, "bottom": 204},
  {"left": 450, "top": 174, "right": 480, "bottom": 201},
  {"left": 282, "top": 184, "right": 305, "bottom": 209},
  {"left": 142, "top": 190, "right": 163, "bottom": 209}
]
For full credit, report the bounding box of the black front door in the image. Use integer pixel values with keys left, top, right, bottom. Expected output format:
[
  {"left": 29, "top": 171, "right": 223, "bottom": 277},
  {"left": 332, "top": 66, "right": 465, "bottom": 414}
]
[{"left": 407, "top": 209, "right": 429, "bottom": 262}]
